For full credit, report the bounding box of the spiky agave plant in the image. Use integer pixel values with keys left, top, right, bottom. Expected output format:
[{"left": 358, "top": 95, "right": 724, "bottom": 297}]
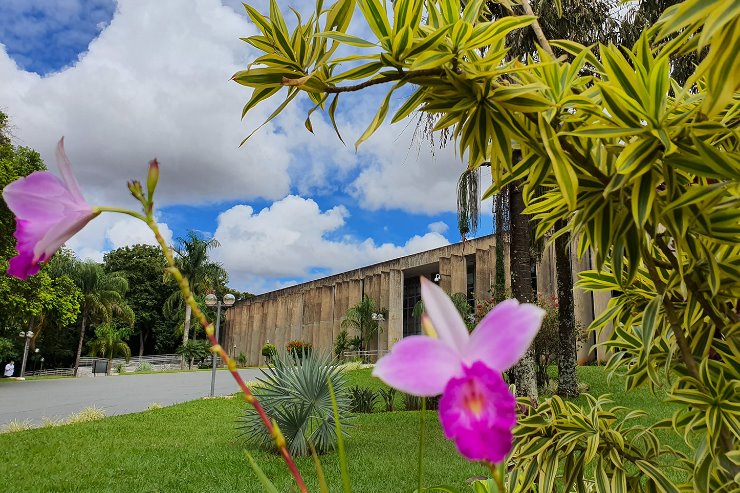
[{"left": 238, "top": 350, "right": 352, "bottom": 456}]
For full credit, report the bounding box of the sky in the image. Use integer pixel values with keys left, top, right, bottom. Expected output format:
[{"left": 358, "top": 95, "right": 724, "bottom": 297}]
[{"left": 0, "top": 0, "right": 494, "bottom": 294}]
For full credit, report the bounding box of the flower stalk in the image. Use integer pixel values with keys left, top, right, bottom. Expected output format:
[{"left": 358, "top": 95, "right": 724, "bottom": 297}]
[{"left": 127, "top": 177, "right": 309, "bottom": 492}]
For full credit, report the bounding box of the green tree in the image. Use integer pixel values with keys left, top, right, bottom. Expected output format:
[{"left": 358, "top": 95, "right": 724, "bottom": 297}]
[
  {"left": 164, "top": 231, "right": 227, "bottom": 349},
  {"left": 104, "top": 244, "right": 171, "bottom": 356},
  {"left": 235, "top": 0, "right": 738, "bottom": 488},
  {"left": 88, "top": 324, "right": 132, "bottom": 375},
  {"left": 65, "top": 261, "right": 134, "bottom": 376},
  {"left": 341, "top": 295, "right": 386, "bottom": 352}
]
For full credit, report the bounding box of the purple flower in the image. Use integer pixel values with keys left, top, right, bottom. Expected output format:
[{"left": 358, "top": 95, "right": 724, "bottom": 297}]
[
  {"left": 372, "top": 277, "right": 544, "bottom": 462},
  {"left": 440, "top": 362, "right": 516, "bottom": 463},
  {"left": 2, "top": 138, "right": 97, "bottom": 279}
]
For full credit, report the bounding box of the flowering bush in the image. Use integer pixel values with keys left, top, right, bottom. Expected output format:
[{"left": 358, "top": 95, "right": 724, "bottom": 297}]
[
  {"left": 260, "top": 343, "right": 276, "bottom": 363},
  {"left": 286, "top": 340, "right": 312, "bottom": 359}
]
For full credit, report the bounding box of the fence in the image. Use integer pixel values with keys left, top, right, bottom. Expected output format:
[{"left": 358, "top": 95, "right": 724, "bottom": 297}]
[
  {"left": 340, "top": 350, "right": 389, "bottom": 364},
  {"left": 26, "top": 354, "right": 225, "bottom": 377}
]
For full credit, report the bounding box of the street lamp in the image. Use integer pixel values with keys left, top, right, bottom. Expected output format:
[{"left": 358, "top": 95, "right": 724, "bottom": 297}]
[
  {"left": 205, "top": 293, "right": 236, "bottom": 397},
  {"left": 371, "top": 312, "right": 385, "bottom": 361},
  {"left": 18, "top": 330, "right": 34, "bottom": 379}
]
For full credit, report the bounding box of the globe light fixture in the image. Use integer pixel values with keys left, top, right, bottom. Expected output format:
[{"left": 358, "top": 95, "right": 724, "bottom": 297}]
[
  {"left": 207, "top": 293, "right": 237, "bottom": 396},
  {"left": 18, "top": 330, "right": 34, "bottom": 378}
]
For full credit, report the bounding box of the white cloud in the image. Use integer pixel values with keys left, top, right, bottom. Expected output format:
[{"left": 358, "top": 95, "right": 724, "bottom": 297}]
[
  {"left": 428, "top": 221, "right": 449, "bottom": 234},
  {"left": 211, "top": 195, "right": 450, "bottom": 293},
  {"left": 64, "top": 213, "right": 173, "bottom": 262}
]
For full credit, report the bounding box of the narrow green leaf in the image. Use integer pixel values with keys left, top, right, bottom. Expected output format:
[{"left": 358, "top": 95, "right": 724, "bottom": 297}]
[
  {"left": 244, "top": 452, "right": 280, "bottom": 493},
  {"left": 631, "top": 170, "right": 655, "bottom": 226},
  {"left": 635, "top": 460, "right": 681, "bottom": 493},
  {"left": 328, "top": 380, "right": 352, "bottom": 493},
  {"left": 355, "top": 84, "right": 398, "bottom": 149},
  {"left": 315, "top": 31, "right": 377, "bottom": 47},
  {"left": 539, "top": 114, "right": 578, "bottom": 210}
]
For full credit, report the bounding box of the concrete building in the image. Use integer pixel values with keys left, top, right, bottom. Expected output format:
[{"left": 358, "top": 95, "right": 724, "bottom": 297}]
[{"left": 221, "top": 234, "right": 611, "bottom": 366}]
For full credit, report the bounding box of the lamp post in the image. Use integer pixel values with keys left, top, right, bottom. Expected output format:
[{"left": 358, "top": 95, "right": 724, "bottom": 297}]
[
  {"left": 18, "top": 330, "right": 34, "bottom": 379},
  {"left": 205, "top": 293, "right": 236, "bottom": 397},
  {"left": 371, "top": 312, "right": 385, "bottom": 362}
]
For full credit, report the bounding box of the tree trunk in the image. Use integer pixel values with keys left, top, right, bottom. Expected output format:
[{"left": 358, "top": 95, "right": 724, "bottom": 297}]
[
  {"left": 555, "top": 220, "right": 579, "bottom": 397},
  {"left": 181, "top": 304, "right": 192, "bottom": 369},
  {"left": 73, "top": 311, "right": 88, "bottom": 377},
  {"left": 139, "top": 331, "right": 145, "bottom": 358},
  {"left": 494, "top": 191, "right": 506, "bottom": 302},
  {"left": 508, "top": 179, "right": 539, "bottom": 406}
]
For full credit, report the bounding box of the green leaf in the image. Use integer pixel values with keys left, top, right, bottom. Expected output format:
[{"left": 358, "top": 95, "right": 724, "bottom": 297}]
[
  {"left": 328, "top": 94, "right": 346, "bottom": 144},
  {"left": 241, "top": 86, "right": 281, "bottom": 118},
  {"left": 631, "top": 171, "right": 656, "bottom": 226},
  {"left": 635, "top": 460, "right": 681, "bottom": 493},
  {"left": 355, "top": 83, "right": 398, "bottom": 149},
  {"left": 391, "top": 86, "right": 426, "bottom": 123},
  {"left": 244, "top": 452, "right": 280, "bottom": 493},
  {"left": 328, "top": 61, "right": 383, "bottom": 83},
  {"left": 410, "top": 51, "right": 456, "bottom": 70},
  {"left": 329, "top": 380, "right": 352, "bottom": 493},
  {"left": 615, "top": 138, "right": 660, "bottom": 175},
  {"left": 315, "top": 31, "right": 377, "bottom": 47},
  {"left": 539, "top": 114, "right": 578, "bottom": 210},
  {"left": 357, "top": 0, "right": 391, "bottom": 40}
]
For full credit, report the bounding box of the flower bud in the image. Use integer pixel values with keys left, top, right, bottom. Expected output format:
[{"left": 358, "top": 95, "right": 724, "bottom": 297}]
[
  {"left": 146, "top": 159, "right": 159, "bottom": 200},
  {"left": 271, "top": 420, "right": 287, "bottom": 450},
  {"left": 127, "top": 180, "right": 145, "bottom": 201}
]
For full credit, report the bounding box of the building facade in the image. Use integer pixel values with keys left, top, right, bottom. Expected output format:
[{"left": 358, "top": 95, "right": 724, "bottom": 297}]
[{"left": 221, "top": 234, "right": 612, "bottom": 366}]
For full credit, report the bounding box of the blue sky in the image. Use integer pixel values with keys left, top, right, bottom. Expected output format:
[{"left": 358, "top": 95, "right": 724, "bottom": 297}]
[{"left": 0, "top": 0, "right": 493, "bottom": 293}]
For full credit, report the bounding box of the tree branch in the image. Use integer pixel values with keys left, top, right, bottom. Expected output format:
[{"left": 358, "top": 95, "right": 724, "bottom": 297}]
[
  {"left": 284, "top": 69, "right": 445, "bottom": 94},
  {"left": 520, "top": 0, "right": 556, "bottom": 58}
]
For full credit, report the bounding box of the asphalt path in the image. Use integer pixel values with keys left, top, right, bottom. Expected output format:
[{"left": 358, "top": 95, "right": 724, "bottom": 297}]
[{"left": 0, "top": 368, "right": 262, "bottom": 426}]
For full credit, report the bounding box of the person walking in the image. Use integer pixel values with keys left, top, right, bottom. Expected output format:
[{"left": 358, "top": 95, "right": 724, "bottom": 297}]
[{"left": 3, "top": 360, "right": 14, "bottom": 378}]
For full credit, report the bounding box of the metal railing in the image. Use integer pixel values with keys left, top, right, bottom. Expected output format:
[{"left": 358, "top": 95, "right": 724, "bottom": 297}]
[
  {"left": 25, "top": 354, "right": 226, "bottom": 377},
  {"left": 24, "top": 368, "right": 75, "bottom": 377},
  {"left": 340, "top": 350, "right": 389, "bottom": 364}
]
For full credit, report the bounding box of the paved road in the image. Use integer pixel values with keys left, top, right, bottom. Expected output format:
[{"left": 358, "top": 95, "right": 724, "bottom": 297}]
[{"left": 0, "top": 369, "right": 262, "bottom": 426}]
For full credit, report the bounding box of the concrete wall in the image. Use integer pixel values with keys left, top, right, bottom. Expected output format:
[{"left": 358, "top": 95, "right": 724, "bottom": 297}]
[{"left": 223, "top": 234, "right": 608, "bottom": 365}]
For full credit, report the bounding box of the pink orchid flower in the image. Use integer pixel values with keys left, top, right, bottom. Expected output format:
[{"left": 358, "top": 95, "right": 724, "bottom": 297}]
[
  {"left": 2, "top": 138, "right": 98, "bottom": 279},
  {"left": 372, "top": 277, "right": 544, "bottom": 463}
]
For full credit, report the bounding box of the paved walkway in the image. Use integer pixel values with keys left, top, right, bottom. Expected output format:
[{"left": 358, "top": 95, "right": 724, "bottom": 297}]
[{"left": 0, "top": 369, "right": 262, "bottom": 426}]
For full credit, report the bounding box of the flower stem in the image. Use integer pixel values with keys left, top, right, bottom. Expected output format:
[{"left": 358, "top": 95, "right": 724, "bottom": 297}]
[
  {"left": 488, "top": 462, "right": 505, "bottom": 492},
  {"left": 102, "top": 200, "right": 308, "bottom": 492},
  {"left": 417, "top": 397, "right": 426, "bottom": 493}
]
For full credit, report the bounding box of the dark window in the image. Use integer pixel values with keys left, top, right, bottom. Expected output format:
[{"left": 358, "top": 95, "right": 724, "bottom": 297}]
[
  {"left": 466, "top": 256, "right": 476, "bottom": 306},
  {"left": 403, "top": 276, "right": 421, "bottom": 337}
]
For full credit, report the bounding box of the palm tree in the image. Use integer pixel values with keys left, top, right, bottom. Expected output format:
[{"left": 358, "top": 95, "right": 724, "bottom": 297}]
[
  {"left": 341, "top": 295, "right": 386, "bottom": 352},
  {"left": 88, "top": 324, "right": 131, "bottom": 375},
  {"left": 164, "top": 231, "right": 227, "bottom": 348},
  {"left": 65, "top": 261, "right": 134, "bottom": 376}
]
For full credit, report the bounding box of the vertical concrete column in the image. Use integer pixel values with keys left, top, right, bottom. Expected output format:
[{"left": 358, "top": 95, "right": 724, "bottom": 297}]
[
  {"left": 301, "top": 288, "right": 313, "bottom": 346},
  {"left": 249, "top": 302, "right": 263, "bottom": 365},
  {"left": 379, "top": 271, "right": 390, "bottom": 351},
  {"left": 387, "top": 269, "right": 404, "bottom": 348},
  {"left": 275, "top": 296, "right": 288, "bottom": 353},
  {"left": 346, "top": 279, "right": 363, "bottom": 340},
  {"left": 439, "top": 256, "right": 452, "bottom": 293},
  {"left": 593, "top": 290, "right": 613, "bottom": 363},
  {"left": 332, "top": 282, "right": 346, "bottom": 341},
  {"left": 264, "top": 297, "right": 278, "bottom": 353},
  {"left": 450, "top": 253, "right": 467, "bottom": 295},
  {"left": 239, "top": 303, "right": 250, "bottom": 362},
  {"left": 475, "top": 248, "right": 492, "bottom": 302},
  {"left": 289, "top": 291, "right": 304, "bottom": 343},
  {"left": 319, "top": 286, "right": 334, "bottom": 354}
]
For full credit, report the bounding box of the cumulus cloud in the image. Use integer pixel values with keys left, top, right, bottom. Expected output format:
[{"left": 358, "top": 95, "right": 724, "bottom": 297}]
[
  {"left": 211, "top": 195, "right": 450, "bottom": 293},
  {"left": 428, "top": 221, "right": 449, "bottom": 234},
  {"left": 64, "top": 214, "right": 173, "bottom": 262}
]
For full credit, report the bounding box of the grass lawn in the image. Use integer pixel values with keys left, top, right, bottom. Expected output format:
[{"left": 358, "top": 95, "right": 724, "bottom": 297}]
[{"left": 0, "top": 366, "right": 682, "bottom": 492}]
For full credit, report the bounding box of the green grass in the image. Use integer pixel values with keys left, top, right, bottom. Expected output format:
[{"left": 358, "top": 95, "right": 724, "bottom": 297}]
[{"left": 0, "top": 367, "right": 684, "bottom": 492}]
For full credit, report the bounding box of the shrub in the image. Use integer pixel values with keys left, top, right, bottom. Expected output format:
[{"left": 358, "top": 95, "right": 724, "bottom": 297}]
[
  {"left": 532, "top": 294, "right": 560, "bottom": 388},
  {"left": 260, "top": 343, "right": 276, "bottom": 364},
  {"left": 403, "top": 393, "right": 440, "bottom": 411},
  {"left": 236, "top": 351, "right": 248, "bottom": 367},
  {"left": 1, "top": 419, "right": 33, "bottom": 433},
  {"left": 378, "top": 387, "right": 397, "bottom": 412},
  {"left": 114, "top": 362, "right": 127, "bottom": 374},
  {"left": 66, "top": 405, "right": 106, "bottom": 424},
  {"left": 286, "top": 340, "right": 312, "bottom": 360},
  {"left": 135, "top": 362, "right": 153, "bottom": 373},
  {"left": 349, "top": 386, "right": 377, "bottom": 413},
  {"left": 238, "top": 350, "right": 351, "bottom": 456},
  {"left": 177, "top": 340, "right": 210, "bottom": 369}
]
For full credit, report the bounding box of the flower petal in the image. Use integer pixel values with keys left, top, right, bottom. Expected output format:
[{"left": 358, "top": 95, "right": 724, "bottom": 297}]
[
  {"left": 372, "top": 336, "right": 462, "bottom": 396},
  {"left": 462, "top": 299, "right": 545, "bottom": 371},
  {"left": 55, "top": 137, "right": 86, "bottom": 203},
  {"left": 420, "top": 276, "right": 469, "bottom": 353},
  {"left": 439, "top": 362, "right": 517, "bottom": 463},
  {"left": 3, "top": 172, "right": 82, "bottom": 219}
]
